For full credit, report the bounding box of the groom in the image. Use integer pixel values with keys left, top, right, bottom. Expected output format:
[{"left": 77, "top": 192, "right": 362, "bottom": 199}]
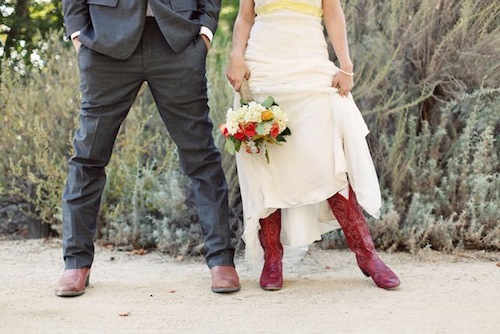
[{"left": 55, "top": 0, "right": 240, "bottom": 297}]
